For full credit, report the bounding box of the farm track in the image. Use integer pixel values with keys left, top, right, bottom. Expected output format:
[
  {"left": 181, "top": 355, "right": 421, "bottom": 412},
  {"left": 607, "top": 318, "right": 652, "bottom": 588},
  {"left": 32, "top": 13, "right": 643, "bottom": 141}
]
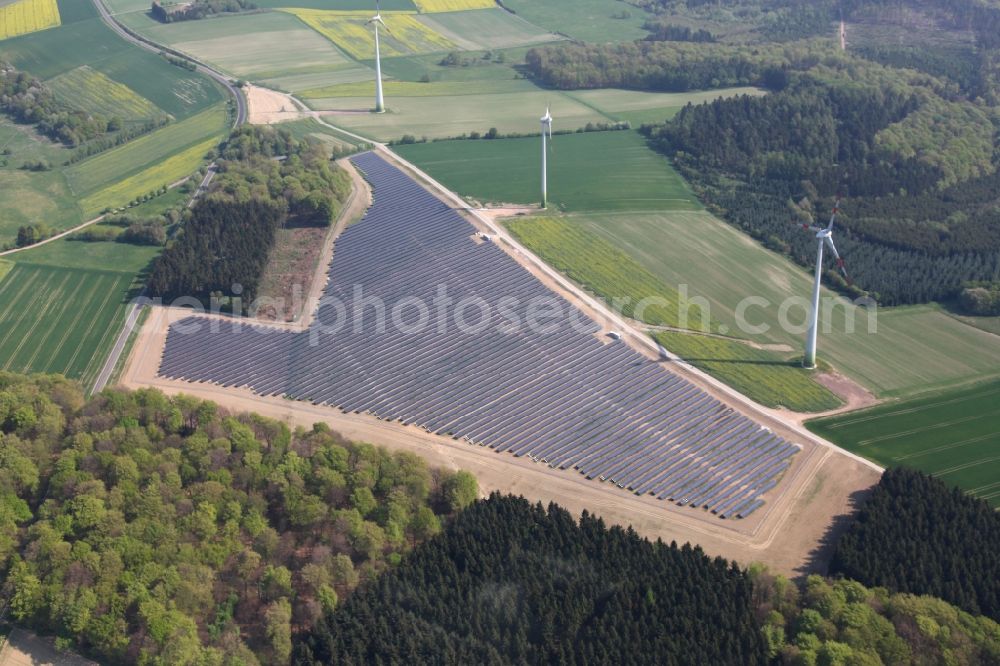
[{"left": 0, "top": 173, "right": 192, "bottom": 259}]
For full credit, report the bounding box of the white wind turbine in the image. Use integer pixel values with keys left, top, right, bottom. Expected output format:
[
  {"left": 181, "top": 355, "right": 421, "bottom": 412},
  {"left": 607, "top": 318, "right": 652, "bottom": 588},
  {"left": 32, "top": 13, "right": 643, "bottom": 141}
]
[
  {"left": 801, "top": 198, "right": 850, "bottom": 369},
  {"left": 540, "top": 106, "right": 552, "bottom": 208},
  {"left": 367, "top": 0, "right": 389, "bottom": 113}
]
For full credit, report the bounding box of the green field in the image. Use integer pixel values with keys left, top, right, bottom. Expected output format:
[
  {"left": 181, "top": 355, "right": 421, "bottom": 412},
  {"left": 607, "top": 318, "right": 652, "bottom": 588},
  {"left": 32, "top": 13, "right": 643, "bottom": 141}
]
[
  {"left": 0, "top": 263, "right": 138, "bottom": 387},
  {"left": 12, "top": 236, "right": 161, "bottom": 275},
  {"left": 47, "top": 65, "right": 163, "bottom": 122},
  {"left": 571, "top": 209, "right": 1000, "bottom": 397},
  {"left": 65, "top": 104, "right": 227, "bottom": 197},
  {"left": 0, "top": 117, "right": 81, "bottom": 244},
  {"left": 0, "top": 15, "right": 222, "bottom": 119},
  {"left": 127, "top": 10, "right": 356, "bottom": 80},
  {"left": 395, "top": 130, "right": 699, "bottom": 211},
  {"left": 948, "top": 311, "right": 1000, "bottom": 336},
  {"left": 807, "top": 381, "right": 1000, "bottom": 507},
  {"left": 563, "top": 86, "right": 767, "bottom": 125},
  {"left": 307, "top": 82, "right": 755, "bottom": 142},
  {"left": 309, "top": 88, "right": 612, "bottom": 140},
  {"left": 0, "top": 4, "right": 225, "bottom": 244},
  {"left": 416, "top": 9, "right": 561, "bottom": 51},
  {"left": 653, "top": 331, "right": 842, "bottom": 412},
  {"left": 79, "top": 136, "right": 217, "bottom": 215},
  {"left": 499, "top": 0, "right": 652, "bottom": 42}
]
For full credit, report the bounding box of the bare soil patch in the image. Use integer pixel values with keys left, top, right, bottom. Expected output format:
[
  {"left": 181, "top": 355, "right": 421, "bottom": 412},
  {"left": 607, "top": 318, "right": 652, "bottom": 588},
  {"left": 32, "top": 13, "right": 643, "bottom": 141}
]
[
  {"left": 778, "top": 371, "right": 881, "bottom": 426},
  {"left": 253, "top": 225, "right": 328, "bottom": 322},
  {"left": 0, "top": 628, "right": 95, "bottom": 666},
  {"left": 250, "top": 158, "right": 370, "bottom": 325},
  {"left": 245, "top": 84, "right": 308, "bottom": 125}
]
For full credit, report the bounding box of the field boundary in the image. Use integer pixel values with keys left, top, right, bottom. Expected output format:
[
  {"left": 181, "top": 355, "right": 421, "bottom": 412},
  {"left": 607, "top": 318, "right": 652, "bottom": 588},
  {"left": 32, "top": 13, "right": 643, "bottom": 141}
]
[{"left": 0, "top": 173, "right": 194, "bottom": 258}]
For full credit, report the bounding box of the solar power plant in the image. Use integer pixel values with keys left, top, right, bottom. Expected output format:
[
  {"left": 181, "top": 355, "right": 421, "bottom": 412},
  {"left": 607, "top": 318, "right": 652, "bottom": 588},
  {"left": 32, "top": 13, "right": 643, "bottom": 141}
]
[{"left": 159, "top": 152, "right": 799, "bottom": 518}]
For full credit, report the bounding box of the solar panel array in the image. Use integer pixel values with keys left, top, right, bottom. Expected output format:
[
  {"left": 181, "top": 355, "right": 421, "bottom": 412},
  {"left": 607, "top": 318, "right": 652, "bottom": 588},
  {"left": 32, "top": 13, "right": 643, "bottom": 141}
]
[{"left": 159, "top": 152, "right": 798, "bottom": 518}]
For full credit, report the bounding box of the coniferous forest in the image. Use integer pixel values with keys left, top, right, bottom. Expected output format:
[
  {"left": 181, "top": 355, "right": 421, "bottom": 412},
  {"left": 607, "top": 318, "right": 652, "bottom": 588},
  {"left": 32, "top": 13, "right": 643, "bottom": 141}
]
[
  {"left": 830, "top": 467, "right": 1000, "bottom": 623},
  {"left": 147, "top": 126, "right": 351, "bottom": 308},
  {"left": 295, "top": 493, "right": 769, "bottom": 666}
]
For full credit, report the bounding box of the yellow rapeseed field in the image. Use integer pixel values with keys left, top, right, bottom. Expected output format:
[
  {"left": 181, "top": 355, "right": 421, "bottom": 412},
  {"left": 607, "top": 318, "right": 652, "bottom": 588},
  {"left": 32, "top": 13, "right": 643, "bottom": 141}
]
[
  {"left": 283, "top": 9, "right": 455, "bottom": 59},
  {"left": 81, "top": 137, "right": 218, "bottom": 215},
  {"left": 412, "top": 0, "right": 495, "bottom": 13},
  {"left": 0, "top": 0, "right": 60, "bottom": 41}
]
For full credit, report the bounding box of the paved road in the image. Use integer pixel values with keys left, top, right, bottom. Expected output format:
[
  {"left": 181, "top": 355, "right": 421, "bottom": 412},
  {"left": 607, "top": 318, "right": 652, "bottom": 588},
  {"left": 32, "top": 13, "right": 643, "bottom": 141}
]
[
  {"left": 92, "top": 0, "right": 247, "bottom": 126},
  {"left": 91, "top": 166, "right": 218, "bottom": 393},
  {"left": 86, "top": 1, "right": 242, "bottom": 394}
]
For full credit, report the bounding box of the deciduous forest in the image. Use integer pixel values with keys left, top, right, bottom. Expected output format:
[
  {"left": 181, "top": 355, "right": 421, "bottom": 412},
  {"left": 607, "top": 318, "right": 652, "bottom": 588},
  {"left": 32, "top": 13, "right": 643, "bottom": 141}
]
[{"left": 0, "top": 373, "right": 475, "bottom": 664}]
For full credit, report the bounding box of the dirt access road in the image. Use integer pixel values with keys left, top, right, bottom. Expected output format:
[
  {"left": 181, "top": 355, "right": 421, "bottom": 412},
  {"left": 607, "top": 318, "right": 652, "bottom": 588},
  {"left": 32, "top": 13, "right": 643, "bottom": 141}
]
[
  {"left": 120, "top": 152, "right": 881, "bottom": 576},
  {"left": 0, "top": 629, "right": 95, "bottom": 666}
]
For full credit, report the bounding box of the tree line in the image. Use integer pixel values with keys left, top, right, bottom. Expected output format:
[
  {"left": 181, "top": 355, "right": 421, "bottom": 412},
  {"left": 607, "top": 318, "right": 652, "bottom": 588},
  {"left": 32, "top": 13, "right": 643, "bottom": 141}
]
[
  {"left": 960, "top": 281, "right": 1000, "bottom": 315},
  {"left": 524, "top": 40, "right": 792, "bottom": 91},
  {"left": 147, "top": 126, "right": 351, "bottom": 308},
  {"left": 0, "top": 62, "right": 122, "bottom": 148},
  {"left": 296, "top": 490, "right": 1000, "bottom": 665},
  {"left": 0, "top": 373, "right": 477, "bottom": 664},
  {"left": 150, "top": 0, "right": 256, "bottom": 23}
]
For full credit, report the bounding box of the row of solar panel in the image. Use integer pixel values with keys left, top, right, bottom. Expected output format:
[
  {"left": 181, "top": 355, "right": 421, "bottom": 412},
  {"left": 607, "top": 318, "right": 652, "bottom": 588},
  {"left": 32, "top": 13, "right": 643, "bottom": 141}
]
[{"left": 158, "top": 152, "right": 798, "bottom": 518}]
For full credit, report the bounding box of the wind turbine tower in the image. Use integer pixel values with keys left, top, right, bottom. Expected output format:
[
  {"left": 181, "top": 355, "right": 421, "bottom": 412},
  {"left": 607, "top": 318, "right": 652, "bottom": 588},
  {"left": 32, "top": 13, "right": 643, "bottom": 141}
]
[
  {"left": 802, "top": 198, "right": 849, "bottom": 369},
  {"left": 540, "top": 106, "right": 552, "bottom": 207},
  {"left": 367, "top": 0, "right": 387, "bottom": 113}
]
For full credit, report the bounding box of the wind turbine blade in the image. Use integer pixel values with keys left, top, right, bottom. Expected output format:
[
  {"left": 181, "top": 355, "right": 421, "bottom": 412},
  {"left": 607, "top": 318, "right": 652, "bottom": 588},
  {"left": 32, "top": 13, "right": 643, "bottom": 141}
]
[
  {"left": 824, "top": 235, "right": 851, "bottom": 283},
  {"left": 826, "top": 197, "right": 841, "bottom": 231}
]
